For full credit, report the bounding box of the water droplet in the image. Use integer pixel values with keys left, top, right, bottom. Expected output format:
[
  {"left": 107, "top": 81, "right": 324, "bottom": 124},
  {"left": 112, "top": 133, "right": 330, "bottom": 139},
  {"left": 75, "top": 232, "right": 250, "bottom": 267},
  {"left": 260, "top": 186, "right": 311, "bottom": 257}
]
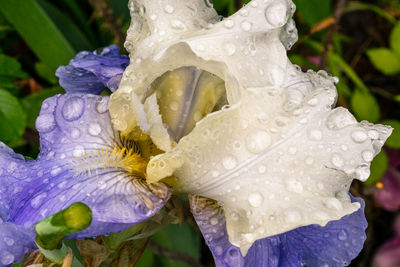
[
  {"left": 214, "top": 246, "right": 223, "bottom": 255},
  {"left": 224, "top": 43, "right": 236, "bottom": 55},
  {"left": 3, "top": 237, "right": 14, "bottom": 246},
  {"left": 284, "top": 209, "right": 302, "bottom": 223},
  {"left": 169, "top": 101, "right": 179, "bottom": 111},
  {"left": 230, "top": 211, "right": 239, "bottom": 221},
  {"left": 57, "top": 181, "right": 67, "bottom": 189},
  {"left": 211, "top": 170, "right": 219, "bottom": 177},
  {"left": 35, "top": 114, "right": 56, "bottom": 133},
  {"left": 164, "top": 4, "right": 174, "bottom": 14},
  {"left": 250, "top": 1, "right": 258, "bottom": 7},
  {"left": 351, "top": 130, "right": 368, "bottom": 143},
  {"left": 7, "top": 162, "right": 17, "bottom": 173},
  {"left": 96, "top": 98, "right": 108, "bottom": 114},
  {"left": 326, "top": 108, "right": 356, "bottom": 129},
  {"left": 368, "top": 130, "right": 379, "bottom": 139},
  {"left": 223, "top": 19, "right": 234, "bottom": 29},
  {"left": 362, "top": 150, "right": 374, "bottom": 162},
  {"left": 288, "top": 147, "right": 297, "bottom": 155},
  {"left": 265, "top": 2, "right": 287, "bottom": 27},
  {"left": 248, "top": 192, "right": 264, "bottom": 207},
  {"left": 171, "top": 19, "right": 186, "bottom": 30},
  {"left": 222, "top": 156, "right": 237, "bottom": 170},
  {"left": 210, "top": 217, "right": 218, "bottom": 225},
  {"left": 323, "top": 197, "right": 343, "bottom": 210},
  {"left": 70, "top": 128, "right": 81, "bottom": 139},
  {"left": 111, "top": 118, "right": 127, "bottom": 131},
  {"left": 62, "top": 97, "right": 84, "bottom": 121},
  {"left": 88, "top": 123, "right": 102, "bottom": 136},
  {"left": 239, "top": 9, "right": 249, "bottom": 17},
  {"left": 307, "top": 98, "right": 319, "bottom": 106},
  {"left": 308, "top": 129, "right": 322, "bottom": 141},
  {"left": 305, "top": 157, "right": 314, "bottom": 165},
  {"left": 1, "top": 251, "right": 14, "bottom": 265},
  {"left": 240, "top": 21, "right": 251, "bottom": 31},
  {"left": 246, "top": 130, "right": 271, "bottom": 154},
  {"left": 331, "top": 153, "right": 344, "bottom": 168},
  {"left": 285, "top": 179, "right": 303, "bottom": 193},
  {"left": 355, "top": 164, "right": 370, "bottom": 181},
  {"left": 338, "top": 229, "right": 348, "bottom": 241},
  {"left": 30, "top": 193, "right": 47, "bottom": 208},
  {"left": 258, "top": 165, "right": 266, "bottom": 174},
  {"left": 51, "top": 167, "right": 62, "bottom": 177},
  {"left": 73, "top": 145, "right": 85, "bottom": 157}
]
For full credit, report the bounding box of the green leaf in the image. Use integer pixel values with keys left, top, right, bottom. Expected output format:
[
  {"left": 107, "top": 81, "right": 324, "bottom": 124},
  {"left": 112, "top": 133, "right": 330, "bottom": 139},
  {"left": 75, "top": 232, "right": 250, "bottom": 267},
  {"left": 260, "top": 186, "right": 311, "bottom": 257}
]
[
  {"left": 293, "top": 0, "right": 331, "bottom": 26},
  {"left": 21, "top": 87, "right": 64, "bottom": 129},
  {"left": 0, "top": 54, "right": 27, "bottom": 78},
  {"left": 35, "top": 62, "right": 58, "bottom": 84},
  {"left": 344, "top": 2, "right": 396, "bottom": 24},
  {"left": 365, "top": 150, "right": 389, "bottom": 186},
  {"left": 366, "top": 48, "right": 400, "bottom": 75},
  {"left": 0, "top": 89, "right": 26, "bottom": 143},
  {"left": 351, "top": 91, "right": 380, "bottom": 123},
  {"left": 381, "top": 119, "right": 400, "bottom": 149},
  {"left": 0, "top": 0, "right": 76, "bottom": 73},
  {"left": 37, "top": 0, "right": 94, "bottom": 51},
  {"left": 151, "top": 222, "right": 201, "bottom": 267},
  {"left": 390, "top": 22, "right": 400, "bottom": 56}
]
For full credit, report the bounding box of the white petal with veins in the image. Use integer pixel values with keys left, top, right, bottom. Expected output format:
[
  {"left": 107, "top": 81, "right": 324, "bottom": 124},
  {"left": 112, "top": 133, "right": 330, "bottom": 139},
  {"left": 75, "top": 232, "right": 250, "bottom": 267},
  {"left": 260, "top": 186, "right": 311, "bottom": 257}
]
[{"left": 110, "top": 0, "right": 392, "bottom": 255}]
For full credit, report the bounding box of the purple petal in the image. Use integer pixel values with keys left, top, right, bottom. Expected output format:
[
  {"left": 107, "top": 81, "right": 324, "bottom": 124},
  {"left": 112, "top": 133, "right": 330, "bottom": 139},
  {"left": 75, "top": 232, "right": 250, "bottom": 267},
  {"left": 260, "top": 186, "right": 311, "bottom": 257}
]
[
  {"left": 374, "top": 170, "right": 400, "bottom": 211},
  {"left": 0, "top": 223, "right": 35, "bottom": 266},
  {"left": 373, "top": 237, "right": 400, "bottom": 267},
  {"left": 10, "top": 94, "right": 171, "bottom": 238},
  {"left": 387, "top": 149, "right": 400, "bottom": 167},
  {"left": 55, "top": 45, "right": 129, "bottom": 94},
  {"left": 190, "top": 195, "right": 366, "bottom": 267},
  {"left": 0, "top": 143, "right": 29, "bottom": 219}
]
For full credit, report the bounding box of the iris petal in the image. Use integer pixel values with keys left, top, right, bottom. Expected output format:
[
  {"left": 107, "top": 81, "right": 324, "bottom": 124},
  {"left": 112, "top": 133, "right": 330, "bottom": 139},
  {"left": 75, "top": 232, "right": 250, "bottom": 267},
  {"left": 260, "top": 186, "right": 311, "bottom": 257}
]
[
  {"left": 0, "top": 223, "right": 35, "bottom": 266},
  {"left": 10, "top": 94, "right": 171, "bottom": 238},
  {"left": 190, "top": 194, "right": 367, "bottom": 267},
  {"left": 0, "top": 142, "right": 29, "bottom": 220},
  {"left": 56, "top": 45, "right": 129, "bottom": 94},
  {"left": 109, "top": 0, "right": 391, "bottom": 253}
]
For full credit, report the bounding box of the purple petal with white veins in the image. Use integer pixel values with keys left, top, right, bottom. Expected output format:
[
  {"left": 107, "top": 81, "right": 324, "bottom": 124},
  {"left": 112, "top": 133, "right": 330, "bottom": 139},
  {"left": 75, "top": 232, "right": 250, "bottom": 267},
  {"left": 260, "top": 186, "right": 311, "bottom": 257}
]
[
  {"left": 0, "top": 142, "right": 29, "bottom": 220},
  {"left": 56, "top": 45, "right": 129, "bottom": 94},
  {"left": 10, "top": 94, "right": 171, "bottom": 238},
  {"left": 0, "top": 223, "right": 35, "bottom": 267},
  {"left": 190, "top": 194, "right": 367, "bottom": 267}
]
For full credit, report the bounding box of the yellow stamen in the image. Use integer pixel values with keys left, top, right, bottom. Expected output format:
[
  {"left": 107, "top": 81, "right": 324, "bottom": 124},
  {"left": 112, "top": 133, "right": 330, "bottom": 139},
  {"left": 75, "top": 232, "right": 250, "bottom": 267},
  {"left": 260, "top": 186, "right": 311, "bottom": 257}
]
[{"left": 376, "top": 182, "right": 384, "bottom": 189}]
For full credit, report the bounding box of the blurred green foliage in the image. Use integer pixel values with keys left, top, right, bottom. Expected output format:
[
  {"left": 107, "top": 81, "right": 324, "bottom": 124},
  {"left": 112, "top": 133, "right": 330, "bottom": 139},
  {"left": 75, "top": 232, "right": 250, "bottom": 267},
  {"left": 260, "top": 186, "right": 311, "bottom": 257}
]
[{"left": 0, "top": 0, "right": 398, "bottom": 266}]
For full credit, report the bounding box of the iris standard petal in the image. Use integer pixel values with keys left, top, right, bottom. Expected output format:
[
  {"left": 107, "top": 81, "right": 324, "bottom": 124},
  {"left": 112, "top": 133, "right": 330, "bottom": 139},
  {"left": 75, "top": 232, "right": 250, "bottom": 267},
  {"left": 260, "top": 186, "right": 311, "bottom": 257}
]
[
  {"left": 56, "top": 45, "right": 129, "bottom": 94},
  {"left": 10, "top": 94, "right": 170, "bottom": 237},
  {"left": 190, "top": 195, "right": 367, "bottom": 267},
  {"left": 109, "top": 0, "right": 390, "bottom": 254}
]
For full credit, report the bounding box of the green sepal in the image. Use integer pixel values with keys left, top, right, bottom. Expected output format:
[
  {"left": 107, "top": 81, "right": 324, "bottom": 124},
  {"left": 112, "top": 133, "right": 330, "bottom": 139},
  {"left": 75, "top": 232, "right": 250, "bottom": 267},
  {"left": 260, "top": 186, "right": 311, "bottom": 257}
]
[{"left": 35, "top": 202, "right": 92, "bottom": 250}]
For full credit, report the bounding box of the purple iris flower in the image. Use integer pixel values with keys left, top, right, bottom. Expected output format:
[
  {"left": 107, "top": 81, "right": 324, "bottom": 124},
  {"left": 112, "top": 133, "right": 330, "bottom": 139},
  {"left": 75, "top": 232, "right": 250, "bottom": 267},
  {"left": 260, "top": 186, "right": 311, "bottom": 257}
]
[
  {"left": 0, "top": 45, "right": 368, "bottom": 266},
  {"left": 55, "top": 45, "right": 129, "bottom": 94},
  {"left": 0, "top": 46, "right": 169, "bottom": 266}
]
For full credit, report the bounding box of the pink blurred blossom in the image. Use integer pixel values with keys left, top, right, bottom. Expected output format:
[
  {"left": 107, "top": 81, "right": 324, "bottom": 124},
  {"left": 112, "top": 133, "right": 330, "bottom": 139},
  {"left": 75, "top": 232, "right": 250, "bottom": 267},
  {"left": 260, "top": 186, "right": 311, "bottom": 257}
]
[
  {"left": 374, "top": 149, "right": 400, "bottom": 211},
  {"left": 373, "top": 215, "right": 400, "bottom": 267}
]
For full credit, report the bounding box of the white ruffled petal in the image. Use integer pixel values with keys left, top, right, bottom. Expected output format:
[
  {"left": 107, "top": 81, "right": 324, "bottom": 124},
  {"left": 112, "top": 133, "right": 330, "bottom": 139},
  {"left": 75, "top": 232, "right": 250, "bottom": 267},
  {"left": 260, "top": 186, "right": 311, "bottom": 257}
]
[
  {"left": 146, "top": 69, "right": 391, "bottom": 254},
  {"left": 109, "top": 0, "right": 392, "bottom": 255}
]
